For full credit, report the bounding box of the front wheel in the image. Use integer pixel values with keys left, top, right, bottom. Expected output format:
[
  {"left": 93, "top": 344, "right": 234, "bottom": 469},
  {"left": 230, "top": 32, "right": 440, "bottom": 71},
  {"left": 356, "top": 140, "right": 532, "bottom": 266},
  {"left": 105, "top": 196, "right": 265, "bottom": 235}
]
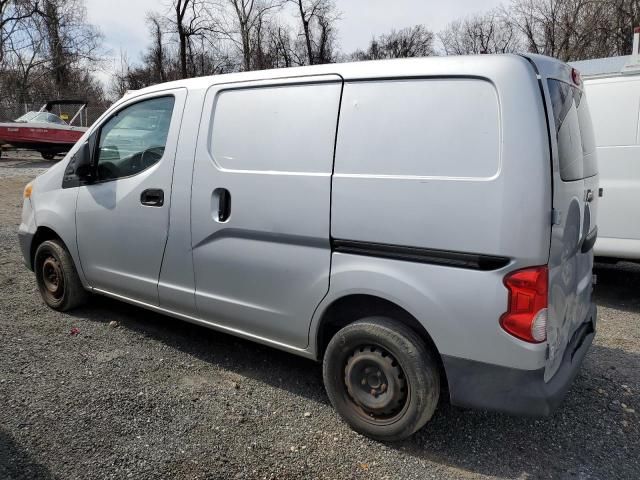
[
  {"left": 41, "top": 152, "right": 56, "bottom": 161},
  {"left": 34, "top": 240, "right": 87, "bottom": 311},
  {"left": 323, "top": 316, "right": 440, "bottom": 441}
]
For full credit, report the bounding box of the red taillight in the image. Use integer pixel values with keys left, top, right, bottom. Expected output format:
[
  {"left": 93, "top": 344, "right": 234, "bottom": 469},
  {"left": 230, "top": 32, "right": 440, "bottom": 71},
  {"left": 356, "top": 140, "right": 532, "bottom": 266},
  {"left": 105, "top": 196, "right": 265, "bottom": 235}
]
[
  {"left": 500, "top": 266, "right": 548, "bottom": 343},
  {"left": 571, "top": 68, "right": 582, "bottom": 86}
]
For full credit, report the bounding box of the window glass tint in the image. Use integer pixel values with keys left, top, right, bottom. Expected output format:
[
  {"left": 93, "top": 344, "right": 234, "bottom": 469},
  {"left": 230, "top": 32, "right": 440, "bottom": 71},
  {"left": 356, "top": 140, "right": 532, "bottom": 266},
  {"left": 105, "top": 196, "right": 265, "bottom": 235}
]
[
  {"left": 97, "top": 96, "right": 175, "bottom": 181},
  {"left": 23, "top": 112, "right": 67, "bottom": 124},
  {"left": 547, "top": 79, "right": 597, "bottom": 181},
  {"left": 334, "top": 79, "right": 500, "bottom": 178},
  {"left": 210, "top": 83, "right": 341, "bottom": 173}
]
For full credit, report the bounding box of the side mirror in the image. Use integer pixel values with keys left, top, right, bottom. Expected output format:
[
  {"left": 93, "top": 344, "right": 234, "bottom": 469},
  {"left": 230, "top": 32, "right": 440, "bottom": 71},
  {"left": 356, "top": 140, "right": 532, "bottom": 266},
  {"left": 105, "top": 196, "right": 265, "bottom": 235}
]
[
  {"left": 62, "top": 134, "right": 97, "bottom": 188},
  {"left": 74, "top": 140, "right": 95, "bottom": 182}
]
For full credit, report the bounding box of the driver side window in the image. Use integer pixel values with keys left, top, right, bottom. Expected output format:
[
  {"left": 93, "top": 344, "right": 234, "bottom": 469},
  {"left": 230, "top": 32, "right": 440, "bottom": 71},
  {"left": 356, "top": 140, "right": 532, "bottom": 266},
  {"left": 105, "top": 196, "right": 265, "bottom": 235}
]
[{"left": 96, "top": 96, "right": 175, "bottom": 181}]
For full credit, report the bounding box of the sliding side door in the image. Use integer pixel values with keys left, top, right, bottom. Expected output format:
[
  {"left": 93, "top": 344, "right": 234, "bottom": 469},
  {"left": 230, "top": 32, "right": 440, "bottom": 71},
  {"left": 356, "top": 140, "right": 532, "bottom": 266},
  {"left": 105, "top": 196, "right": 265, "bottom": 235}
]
[{"left": 190, "top": 76, "right": 342, "bottom": 348}]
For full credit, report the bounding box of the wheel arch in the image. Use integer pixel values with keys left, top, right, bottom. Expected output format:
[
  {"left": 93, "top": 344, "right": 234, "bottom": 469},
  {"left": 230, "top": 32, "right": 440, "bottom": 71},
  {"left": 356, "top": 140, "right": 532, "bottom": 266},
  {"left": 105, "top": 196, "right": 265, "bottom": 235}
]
[
  {"left": 314, "top": 293, "right": 447, "bottom": 389},
  {"left": 30, "top": 225, "right": 88, "bottom": 289},
  {"left": 30, "top": 226, "right": 65, "bottom": 268}
]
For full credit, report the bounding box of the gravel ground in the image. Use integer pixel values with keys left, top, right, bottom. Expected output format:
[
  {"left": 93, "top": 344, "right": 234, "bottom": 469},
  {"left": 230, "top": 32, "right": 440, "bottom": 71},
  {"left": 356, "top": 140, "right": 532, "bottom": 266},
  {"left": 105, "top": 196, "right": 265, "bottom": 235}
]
[
  {"left": 0, "top": 153, "right": 638, "bottom": 480},
  {"left": 0, "top": 151, "right": 56, "bottom": 178}
]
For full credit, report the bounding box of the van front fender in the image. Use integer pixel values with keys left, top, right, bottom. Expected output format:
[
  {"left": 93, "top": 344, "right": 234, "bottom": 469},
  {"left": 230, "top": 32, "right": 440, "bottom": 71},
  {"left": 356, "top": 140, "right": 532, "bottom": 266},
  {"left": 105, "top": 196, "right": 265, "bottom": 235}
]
[{"left": 31, "top": 186, "right": 89, "bottom": 289}]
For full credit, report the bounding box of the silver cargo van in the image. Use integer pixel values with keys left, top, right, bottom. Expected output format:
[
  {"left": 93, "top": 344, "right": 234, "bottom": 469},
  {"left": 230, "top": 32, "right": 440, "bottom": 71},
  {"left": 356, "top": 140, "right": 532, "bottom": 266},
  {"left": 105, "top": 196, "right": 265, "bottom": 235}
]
[{"left": 19, "top": 54, "right": 598, "bottom": 441}]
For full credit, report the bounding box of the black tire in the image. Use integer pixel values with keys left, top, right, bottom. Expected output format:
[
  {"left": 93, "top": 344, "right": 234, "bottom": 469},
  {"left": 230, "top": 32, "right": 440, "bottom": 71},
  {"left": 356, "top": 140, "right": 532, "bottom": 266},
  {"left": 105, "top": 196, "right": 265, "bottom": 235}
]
[
  {"left": 34, "top": 240, "right": 87, "bottom": 311},
  {"left": 323, "top": 316, "right": 440, "bottom": 442},
  {"left": 41, "top": 152, "right": 56, "bottom": 161}
]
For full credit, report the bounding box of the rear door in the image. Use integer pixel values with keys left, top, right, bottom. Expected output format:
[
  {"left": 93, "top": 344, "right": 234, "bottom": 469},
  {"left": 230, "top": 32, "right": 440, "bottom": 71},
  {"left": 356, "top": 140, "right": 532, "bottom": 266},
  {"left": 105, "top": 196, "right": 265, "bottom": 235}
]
[{"left": 542, "top": 71, "right": 598, "bottom": 380}]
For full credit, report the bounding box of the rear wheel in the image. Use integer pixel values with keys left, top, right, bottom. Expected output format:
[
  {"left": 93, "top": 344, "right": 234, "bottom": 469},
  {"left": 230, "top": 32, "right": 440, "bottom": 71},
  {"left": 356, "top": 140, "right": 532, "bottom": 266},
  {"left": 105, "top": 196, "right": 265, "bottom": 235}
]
[
  {"left": 34, "top": 240, "right": 87, "bottom": 311},
  {"left": 323, "top": 316, "right": 440, "bottom": 441},
  {"left": 41, "top": 152, "right": 56, "bottom": 161}
]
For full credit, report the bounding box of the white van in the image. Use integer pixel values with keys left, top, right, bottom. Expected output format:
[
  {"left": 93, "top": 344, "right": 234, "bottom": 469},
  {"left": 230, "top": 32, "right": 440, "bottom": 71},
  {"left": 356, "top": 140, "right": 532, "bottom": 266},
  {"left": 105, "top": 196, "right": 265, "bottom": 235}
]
[
  {"left": 19, "top": 54, "right": 598, "bottom": 441},
  {"left": 572, "top": 33, "right": 640, "bottom": 260}
]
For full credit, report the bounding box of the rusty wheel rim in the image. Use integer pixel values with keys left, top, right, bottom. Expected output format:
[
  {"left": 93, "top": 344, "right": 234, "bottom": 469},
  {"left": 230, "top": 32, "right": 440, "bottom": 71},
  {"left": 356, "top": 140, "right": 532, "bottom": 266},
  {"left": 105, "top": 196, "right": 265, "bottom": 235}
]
[
  {"left": 41, "top": 256, "right": 64, "bottom": 301},
  {"left": 343, "top": 345, "right": 409, "bottom": 425}
]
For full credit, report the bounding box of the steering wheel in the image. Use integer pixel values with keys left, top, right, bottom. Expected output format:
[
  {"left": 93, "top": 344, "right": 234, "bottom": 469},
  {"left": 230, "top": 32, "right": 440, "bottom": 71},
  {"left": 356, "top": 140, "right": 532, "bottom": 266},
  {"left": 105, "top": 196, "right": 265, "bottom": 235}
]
[
  {"left": 139, "top": 146, "right": 164, "bottom": 169},
  {"left": 97, "top": 161, "right": 119, "bottom": 180}
]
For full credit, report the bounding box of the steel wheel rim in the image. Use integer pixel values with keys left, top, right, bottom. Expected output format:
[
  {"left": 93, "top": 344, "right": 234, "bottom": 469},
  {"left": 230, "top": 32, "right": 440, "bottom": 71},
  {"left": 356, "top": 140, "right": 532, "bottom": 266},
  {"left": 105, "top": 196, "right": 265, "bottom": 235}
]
[
  {"left": 41, "top": 256, "right": 64, "bottom": 300},
  {"left": 343, "top": 345, "right": 409, "bottom": 426}
]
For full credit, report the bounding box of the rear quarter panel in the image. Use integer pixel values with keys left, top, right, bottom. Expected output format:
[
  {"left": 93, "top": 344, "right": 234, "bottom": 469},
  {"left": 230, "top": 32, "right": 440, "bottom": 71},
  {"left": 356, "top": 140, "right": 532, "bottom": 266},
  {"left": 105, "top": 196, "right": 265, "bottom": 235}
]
[
  {"left": 312, "top": 254, "right": 548, "bottom": 370},
  {"left": 321, "top": 56, "right": 553, "bottom": 369},
  {"left": 332, "top": 57, "right": 551, "bottom": 265}
]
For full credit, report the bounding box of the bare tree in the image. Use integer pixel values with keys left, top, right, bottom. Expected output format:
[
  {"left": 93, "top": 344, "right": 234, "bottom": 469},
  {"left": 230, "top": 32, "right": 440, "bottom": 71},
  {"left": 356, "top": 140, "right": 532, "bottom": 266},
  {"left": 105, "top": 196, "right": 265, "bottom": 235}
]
[
  {"left": 314, "top": 3, "right": 337, "bottom": 63},
  {"left": 351, "top": 25, "right": 435, "bottom": 60},
  {"left": 267, "top": 23, "right": 294, "bottom": 67},
  {"left": 290, "top": 0, "right": 312, "bottom": 63},
  {"left": 42, "top": 0, "right": 68, "bottom": 89},
  {"left": 1, "top": 16, "right": 48, "bottom": 103},
  {"left": 0, "top": 0, "right": 38, "bottom": 63},
  {"left": 145, "top": 13, "right": 167, "bottom": 83},
  {"left": 1, "top": 0, "right": 109, "bottom": 115},
  {"left": 439, "top": 10, "right": 521, "bottom": 55},
  {"left": 220, "top": 0, "right": 282, "bottom": 70},
  {"left": 508, "top": 0, "right": 611, "bottom": 61},
  {"left": 167, "top": 0, "right": 219, "bottom": 78},
  {"left": 172, "top": 0, "right": 190, "bottom": 78},
  {"left": 111, "top": 6, "right": 235, "bottom": 96},
  {"left": 286, "top": 0, "right": 337, "bottom": 65},
  {"left": 32, "top": 0, "right": 103, "bottom": 91},
  {"left": 600, "top": 0, "right": 640, "bottom": 56}
]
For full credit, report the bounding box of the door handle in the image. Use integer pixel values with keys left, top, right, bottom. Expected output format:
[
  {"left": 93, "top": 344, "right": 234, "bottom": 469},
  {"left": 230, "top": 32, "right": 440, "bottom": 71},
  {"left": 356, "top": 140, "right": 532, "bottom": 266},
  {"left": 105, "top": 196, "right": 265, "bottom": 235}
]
[
  {"left": 585, "top": 189, "right": 594, "bottom": 203},
  {"left": 213, "top": 188, "right": 231, "bottom": 222},
  {"left": 581, "top": 226, "right": 598, "bottom": 253},
  {"left": 140, "top": 189, "right": 164, "bottom": 207}
]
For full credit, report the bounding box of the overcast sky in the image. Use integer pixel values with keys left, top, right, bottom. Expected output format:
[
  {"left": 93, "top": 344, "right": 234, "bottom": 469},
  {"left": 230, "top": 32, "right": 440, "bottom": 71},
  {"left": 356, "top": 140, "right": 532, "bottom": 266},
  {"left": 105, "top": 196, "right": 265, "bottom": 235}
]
[{"left": 85, "top": 0, "right": 504, "bottom": 78}]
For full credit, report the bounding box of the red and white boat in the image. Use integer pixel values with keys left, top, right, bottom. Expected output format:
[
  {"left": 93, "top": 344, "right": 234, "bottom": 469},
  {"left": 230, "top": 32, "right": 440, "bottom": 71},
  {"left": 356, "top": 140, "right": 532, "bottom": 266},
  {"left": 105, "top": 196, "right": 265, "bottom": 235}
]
[{"left": 0, "top": 100, "right": 88, "bottom": 160}]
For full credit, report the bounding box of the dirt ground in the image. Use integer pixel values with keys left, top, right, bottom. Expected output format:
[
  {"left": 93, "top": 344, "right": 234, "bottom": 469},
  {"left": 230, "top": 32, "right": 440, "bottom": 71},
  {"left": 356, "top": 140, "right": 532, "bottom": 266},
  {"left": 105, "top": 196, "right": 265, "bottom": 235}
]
[{"left": 0, "top": 154, "right": 638, "bottom": 479}]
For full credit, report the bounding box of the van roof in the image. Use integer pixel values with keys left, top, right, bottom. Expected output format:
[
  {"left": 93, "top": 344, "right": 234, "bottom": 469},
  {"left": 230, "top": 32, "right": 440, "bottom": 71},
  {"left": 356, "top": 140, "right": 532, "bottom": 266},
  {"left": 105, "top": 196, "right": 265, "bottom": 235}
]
[
  {"left": 570, "top": 55, "right": 640, "bottom": 78},
  {"left": 123, "top": 53, "right": 568, "bottom": 98}
]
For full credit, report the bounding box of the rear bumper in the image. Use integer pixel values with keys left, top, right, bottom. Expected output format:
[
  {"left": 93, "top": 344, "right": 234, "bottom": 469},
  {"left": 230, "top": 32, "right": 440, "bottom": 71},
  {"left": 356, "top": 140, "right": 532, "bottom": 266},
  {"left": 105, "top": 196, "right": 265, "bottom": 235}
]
[{"left": 442, "top": 303, "right": 596, "bottom": 416}]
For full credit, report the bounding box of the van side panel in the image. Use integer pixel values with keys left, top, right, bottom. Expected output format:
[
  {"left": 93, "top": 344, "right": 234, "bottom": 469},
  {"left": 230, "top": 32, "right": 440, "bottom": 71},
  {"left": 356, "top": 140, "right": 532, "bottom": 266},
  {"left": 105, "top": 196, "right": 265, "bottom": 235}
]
[
  {"left": 332, "top": 71, "right": 551, "bottom": 269},
  {"left": 585, "top": 77, "right": 640, "bottom": 258},
  {"left": 325, "top": 60, "right": 552, "bottom": 369},
  {"left": 190, "top": 78, "right": 342, "bottom": 349}
]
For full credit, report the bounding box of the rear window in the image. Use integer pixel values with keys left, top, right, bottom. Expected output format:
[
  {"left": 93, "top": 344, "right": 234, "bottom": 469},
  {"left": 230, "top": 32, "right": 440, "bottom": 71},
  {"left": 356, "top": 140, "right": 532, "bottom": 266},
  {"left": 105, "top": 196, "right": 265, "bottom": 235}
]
[{"left": 547, "top": 79, "right": 597, "bottom": 181}]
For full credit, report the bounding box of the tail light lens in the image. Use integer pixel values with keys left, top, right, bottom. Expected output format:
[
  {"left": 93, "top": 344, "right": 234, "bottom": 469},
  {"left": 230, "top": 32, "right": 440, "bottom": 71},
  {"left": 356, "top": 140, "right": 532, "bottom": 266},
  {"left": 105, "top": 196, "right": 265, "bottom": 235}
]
[
  {"left": 500, "top": 266, "right": 548, "bottom": 343},
  {"left": 571, "top": 67, "right": 582, "bottom": 86}
]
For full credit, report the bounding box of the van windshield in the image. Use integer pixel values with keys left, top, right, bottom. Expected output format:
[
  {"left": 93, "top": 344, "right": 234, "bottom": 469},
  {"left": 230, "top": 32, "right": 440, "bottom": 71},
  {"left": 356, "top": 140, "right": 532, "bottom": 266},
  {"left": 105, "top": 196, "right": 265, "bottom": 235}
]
[{"left": 547, "top": 79, "right": 597, "bottom": 181}]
